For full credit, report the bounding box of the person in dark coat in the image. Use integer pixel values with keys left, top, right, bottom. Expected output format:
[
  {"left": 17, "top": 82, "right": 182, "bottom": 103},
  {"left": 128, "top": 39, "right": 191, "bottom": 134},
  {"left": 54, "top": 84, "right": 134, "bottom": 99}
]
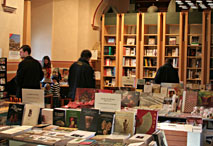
[
  {"left": 154, "top": 58, "right": 179, "bottom": 84},
  {"left": 68, "top": 50, "right": 95, "bottom": 101},
  {"left": 16, "top": 45, "right": 44, "bottom": 99}
]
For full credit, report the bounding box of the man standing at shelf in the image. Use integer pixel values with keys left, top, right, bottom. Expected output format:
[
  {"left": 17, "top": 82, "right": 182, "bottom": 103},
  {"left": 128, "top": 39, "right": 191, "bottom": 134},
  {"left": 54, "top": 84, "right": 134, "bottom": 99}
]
[
  {"left": 16, "top": 45, "right": 44, "bottom": 100},
  {"left": 154, "top": 58, "right": 179, "bottom": 84},
  {"left": 68, "top": 50, "right": 95, "bottom": 101}
]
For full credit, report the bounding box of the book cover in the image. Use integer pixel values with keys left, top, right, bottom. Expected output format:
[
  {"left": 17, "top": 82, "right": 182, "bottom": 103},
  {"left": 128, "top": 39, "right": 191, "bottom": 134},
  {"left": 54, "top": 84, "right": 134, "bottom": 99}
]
[
  {"left": 69, "top": 130, "right": 96, "bottom": 139},
  {"left": 182, "top": 90, "right": 198, "bottom": 113},
  {"left": 22, "top": 104, "right": 40, "bottom": 126},
  {"left": 53, "top": 108, "right": 66, "bottom": 127},
  {"left": 136, "top": 109, "right": 158, "bottom": 134},
  {"left": 66, "top": 109, "right": 81, "bottom": 128},
  {"left": 128, "top": 133, "right": 153, "bottom": 144},
  {"left": 6, "top": 103, "right": 25, "bottom": 125},
  {"left": 96, "top": 89, "right": 114, "bottom": 93},
  {"left": 41, "top": 108, "right": 53, "bottom": 125},
  {"left": 0, "top": 126, "right": 32, "bottom": 137},
  {"left": 169, "top": 37, "right": 176, "bottom": 45},
  {"left": 198, "top": 91, "right": 213, "bottom": 107},
  {"left": 67, "top": 138, "right": 86, "bottom": 146},
  {"left": 79, "top": 108, "right": 99, "bottom": 132},
  {"left": 114, "top": 111, "right": 135, "bottom": 135},
  {"left": 127, "top": 37, "right": 135, "bottom": 45},
  {"left": 148, "top": 37, "right": 156, "bottom": 45},
  {"left": 115, "top": 90, "right": 140, "bottom": 108},
  {"left": 75, "top": 88, "right": 96, "bottom": 103},
  {"left": 97, "top": 111, "right": 115, "bottom": 135}
]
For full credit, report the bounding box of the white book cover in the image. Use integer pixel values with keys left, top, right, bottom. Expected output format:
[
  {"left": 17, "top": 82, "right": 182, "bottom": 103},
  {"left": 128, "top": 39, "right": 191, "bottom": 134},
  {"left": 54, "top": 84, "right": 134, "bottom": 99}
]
[
  {"left": 69, "top": 130, "right": 96, "bottom": 139},
  {"left": 95, "top": 93, "right": 121, "bottom": 112},
  {"left": 128, "top": 134, "right": 153, "bottom": 144},
  {"left": 128, "top": 142, "right": 145, "bottom": 146},
  {"left": 22, "top": 104, "right": 40, "bottom": 126},
  {"left": 0, "top": 126, "right": 32, "bottom": 137},
  {"left": 41, "top": 108, "right": 53, "bottom": 125}
]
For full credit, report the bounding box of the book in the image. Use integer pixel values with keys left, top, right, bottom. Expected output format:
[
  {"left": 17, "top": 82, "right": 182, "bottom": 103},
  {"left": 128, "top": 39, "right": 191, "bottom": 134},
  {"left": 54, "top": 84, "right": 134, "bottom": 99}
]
[
  {"left": 152, "top": 130, "right": 168, "bottom": 146},
  {"left": 67, "top": 138, "right": 86, "bottom": 146},
  {"left": 115, "top": 90, "right": 140, "bottom": 108},
  {"left": 190, "top": 36, "right": 199, "bottom": 45},
  {"left": 41, "top": 108, "right": 53, "bottom": 125},
  {"left": 136, "top": 109, "right": 158, "bottom": 134},
  {"left": 114, "top": 111, "right": 135, "bottom": 135},
  {"left": 79, "top": 139, "right": 97, "bottom": 146},
  {"left": 0, "top": 126, "right": 32, "bottom": 138},
  {"left": 148, "top": 37, "right": 156, "bottom": 45},
  {"left": 198, "top": 91, "right": 213, "bottom": 107},
  {"left": 53, "top": 108, "right": 67, "bottom": 127},
  {"left": 169, "top": 37, "right": 176, "bottom": 45},
  {"left": 128, "top": 133, "right": 153, "bottom": 144},
  {"left": 69, "top": 130, "right": 96, "bottom": 139},
  {"left": 6, "top": 103, "right": 25, "bottom": 125},
  {"left": 182, "top": 90, "right": 198, "bottom": 113},
  {"left": 127, "top": 37, "right": 135, "bottom": 45},
  {"left": 75, "top": 88, "right": 96, "bottom": 103},
  {"left": 79, "top": 108, "right": 99, "bottom": 132},
  {"left": 66, "top": 108, "right": 81, "bottom": 128},
  {"left": 127, "top": 142, "right": 145, "bottom": 146},
  {"left": 105, "top": 133, "right": 131, "bottom": 143},
  {"left": 97, "top": 111, "right": 115, "bottom": 135},
  {"left": 22, "top": 104, "right": 40, "bottom": 126},
  {"left": 144, "top": 85, "right": 152, "bottom": 93}
]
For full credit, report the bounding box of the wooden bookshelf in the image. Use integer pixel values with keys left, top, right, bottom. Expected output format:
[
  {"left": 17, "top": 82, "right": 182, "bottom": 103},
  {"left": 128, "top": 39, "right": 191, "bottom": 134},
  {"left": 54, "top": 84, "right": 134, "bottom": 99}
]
[
  {"left": 119, "top": 13, "right": 140, "bottom": 87},
  {"left": 140, "top": 13, "right": 162, "bottom": 82},
  {"left": 101, "top": 14, "right": 120, "bottom": 89},
  {"left": 184, "top": 12, "right": 206, "bottom": 85},
  {"left": 162, "top": 12, "right": 184, "bottom": 82},
  {"left": 207, "top": 11, "right": 213, "bottom": 84}
]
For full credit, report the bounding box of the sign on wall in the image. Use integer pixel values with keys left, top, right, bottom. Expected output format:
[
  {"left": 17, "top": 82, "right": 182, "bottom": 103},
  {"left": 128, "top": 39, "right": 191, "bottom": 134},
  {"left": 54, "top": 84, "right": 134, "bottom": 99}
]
[{"left": 9, "top": 33, "right": 20, "bottom": 59}]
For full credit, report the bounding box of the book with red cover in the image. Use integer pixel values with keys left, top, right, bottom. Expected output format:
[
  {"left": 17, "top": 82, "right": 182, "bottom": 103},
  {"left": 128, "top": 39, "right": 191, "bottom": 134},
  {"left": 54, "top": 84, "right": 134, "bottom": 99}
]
[
  {"left": 96, "top": 89, "right": 114, "bottom": 93},
  {"left": 136, "top": 109, "right": 158, "bottom": 134},
  {"left": 75, "top": 88, "right": 96, "bottom": 103}
]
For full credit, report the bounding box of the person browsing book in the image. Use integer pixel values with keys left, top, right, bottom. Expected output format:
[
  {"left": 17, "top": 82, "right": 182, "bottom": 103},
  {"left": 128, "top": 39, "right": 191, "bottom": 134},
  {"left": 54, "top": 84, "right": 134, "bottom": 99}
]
[
  {"left": 16, "top": 45, "right": 44, "bottom": 100},
  {"left": 154, "top": 58, "right": 179, "bottom": 84},
  {"left": 68, "top": 50, "right": 95, "bottom": 101}
]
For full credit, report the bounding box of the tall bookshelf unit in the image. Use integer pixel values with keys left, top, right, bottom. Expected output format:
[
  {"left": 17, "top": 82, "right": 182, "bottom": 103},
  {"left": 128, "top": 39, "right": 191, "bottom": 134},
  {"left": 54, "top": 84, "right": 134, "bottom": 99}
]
[
  {"left": 101, "top": 14, "right": 120, "bottom": 89},
  {"left": 162, "top": 12, "right": 184, "bottom": 81},
  {"left": 140, "top": 13, "right": 162, "bottom": 83},
  {"left": 207, "top": 11, "right": 213, "bottom": 84},
  {"left": 0, "top": 58, "right": 7, "bottom": 98},
  {"left": 184, "top": 12, "right": 206, "bottom": 85},
  {"left": 119, "top": 13, "right": 140, "bottom": 87}
]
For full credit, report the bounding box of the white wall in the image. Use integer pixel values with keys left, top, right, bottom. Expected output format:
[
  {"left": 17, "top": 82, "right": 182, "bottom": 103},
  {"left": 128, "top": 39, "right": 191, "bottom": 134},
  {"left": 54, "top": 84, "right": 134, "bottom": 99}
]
[
  {"left": 0, "top": 0, "right": 24, "bottom": 60},
  {"left": 31, "top": 0, "right": 53, "bottom": 60}
]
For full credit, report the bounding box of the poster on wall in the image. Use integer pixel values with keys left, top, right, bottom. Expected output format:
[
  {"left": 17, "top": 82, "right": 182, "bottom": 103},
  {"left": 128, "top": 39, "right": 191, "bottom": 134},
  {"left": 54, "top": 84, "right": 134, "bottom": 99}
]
[{"left": 9, "top": 34, "right": 20, "bottom": 59}]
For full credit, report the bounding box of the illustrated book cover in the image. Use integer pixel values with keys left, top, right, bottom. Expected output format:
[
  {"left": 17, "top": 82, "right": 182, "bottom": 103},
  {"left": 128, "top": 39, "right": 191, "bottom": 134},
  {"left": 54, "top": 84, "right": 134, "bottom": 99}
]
[
  {"left": 22, "top": 104, "right": 40, "bottom": 126},
  {"left": 136, "top": 109, "right": 158, "bottom": 134},
  {"left": 65, "top": 108, "right": 81, "bottom": 128},
  {"left": 53, "top": 108, "right": 67, "bottom": 127},
  {"left": 97, "top": 111, "right": 115, "bottom": 135},
  {"left": 79, "top": 108, "right": 99, "bottom": 132},
  {"left": 6, "top": 103, "right": 25, "bottom": 125},
  {"left": 75, "top": 88, "right": 96, "bottom": 103},
  {"left": 114, "top": 111, "right": 135, "bottom": 135}
]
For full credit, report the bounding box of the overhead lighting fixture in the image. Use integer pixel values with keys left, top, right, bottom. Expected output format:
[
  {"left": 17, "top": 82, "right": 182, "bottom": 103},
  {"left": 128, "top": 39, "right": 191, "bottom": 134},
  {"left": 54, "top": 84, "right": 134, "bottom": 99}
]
[
  {"left": 185, "top": 0, "right": 191, "bottom": 2},
  {"left": 191, "top": 6, "right": 198, "bottom": 9},
  {"left": 176, "top": 1, "right": 184, "bottom": 4},
  {"left": 207, "top": 0, "right": 213, "bottom": 2},
  {"left": 188, "top": 2, "right": 194, "bottom": 6},
  {"left": 196, "top": 0, "right": 202, "bottom": 2},
  {"left": 208, "top": 3, "right": 213, "bottom": 5},
  {"left": 199, "top": 3, "right": 207, "bottom": 9}
]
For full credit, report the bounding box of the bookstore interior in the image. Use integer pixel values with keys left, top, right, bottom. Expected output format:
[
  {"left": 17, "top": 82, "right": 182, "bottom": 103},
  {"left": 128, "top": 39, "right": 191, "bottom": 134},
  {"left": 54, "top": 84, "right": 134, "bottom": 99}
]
[{"left": 1, "top": 0, "right": 213, "bottom": 146}]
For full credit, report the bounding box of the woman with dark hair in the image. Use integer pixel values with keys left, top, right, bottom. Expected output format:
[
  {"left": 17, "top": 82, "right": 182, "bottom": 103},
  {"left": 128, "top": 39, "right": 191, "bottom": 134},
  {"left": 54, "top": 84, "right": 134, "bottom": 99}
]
[{"left": 41, "top": 56, "right": 52, "bottom": 86}]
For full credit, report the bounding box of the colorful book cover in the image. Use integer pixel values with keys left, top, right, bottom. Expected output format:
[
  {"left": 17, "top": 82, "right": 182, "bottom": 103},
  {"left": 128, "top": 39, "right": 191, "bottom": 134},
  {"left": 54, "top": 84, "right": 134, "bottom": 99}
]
[
  {"left": 6, "top": 103, "right": 25, "bottom": 125},
  {"left": 96, "top": 89, "right": 114, "bottom": 93},
  {"left": 114, "top": 111, "right": 135, "bottom": 135},
  {"left": 65, "top": 109, "right": 81, "bottom": 128},
  {"left": 79, "top": 108, "right": 99, "bottom": 132},
  {"left": 182, "top": 90, "right": 198, "bottom": 113},
  {"left": 197, "top": 91, "right": 213, "bottom": 107},
  {"left": 53, "top": 108, "right": 66, "bottom": 127},
  {"left": 136, "top": 109, "right": 158, "bottom": 134},
  {"left": 115, "top": 90, "right": 140, "bottom": 108},
  {"left": 22, "top": 104, "right": 40, "bottom": 126},
  {"left": 75, "top": 88, "right": 96, "bottom": 103},
  {"left": 97, "top": 111, "right": 115, "bottom": 135}
]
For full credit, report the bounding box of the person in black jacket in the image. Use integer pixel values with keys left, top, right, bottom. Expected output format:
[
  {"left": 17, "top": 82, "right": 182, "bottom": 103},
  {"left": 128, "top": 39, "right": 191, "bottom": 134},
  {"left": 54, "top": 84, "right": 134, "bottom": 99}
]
[
  {"left": 16, "top": 45, "right": 44, "bottom": 100},
  {"left": 68, "top": 50, "right": 95, "bottom": 101},
  {"left": 154, "top": 58, "right": 179, "bottom": 84}
]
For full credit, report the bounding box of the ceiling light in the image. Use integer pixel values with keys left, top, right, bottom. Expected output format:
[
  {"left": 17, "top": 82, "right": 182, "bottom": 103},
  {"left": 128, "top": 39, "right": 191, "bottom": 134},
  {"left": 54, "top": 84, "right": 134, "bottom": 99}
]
[
  {"left": 208, "top": 3, "right": 213, "bottom": 5},
  {"left": 185, "top": 0, "right": 191, "bottom": 2},
  {"left": 210, "top": 5, "right": 213, "bottom": 8},
  {"left": 191, "top": 6, "right": 198, "bottom": 9},
  {"left": 176, "top": 1, "right": 184, "bottom": 4},
  {"left": 188, "top": 2, "right": 194, "bottom": 6},
  {"left": 207, "top": 0, "right": 212, "bottom": 2},
  {"left": 196, "top": 0, "right": 202, "bottom": 2},
  {"left": 199, "top": 3, "right": 207, "bottom": 9}
]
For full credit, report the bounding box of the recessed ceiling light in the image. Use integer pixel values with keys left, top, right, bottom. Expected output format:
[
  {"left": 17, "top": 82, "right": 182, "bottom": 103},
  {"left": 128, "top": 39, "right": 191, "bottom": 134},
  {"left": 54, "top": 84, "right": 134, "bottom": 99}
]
[
  {"left": 191, "top": 6, "right": 198, "bottom": 9},
  {"left": 185, "top": 0, "right": 191, "bottom": 2},
  {"left": 176, "top": 1, "right": 184, "bottom": 4},
  {"left": 196, "top": 0, "right": 202, "bottom": 2},
  {"left": 199, "top": 4, "right": 207, "bottom": 9},
  {"left": 188, "top": 2, "right": 194, "bottom": 6},
  {"left": 208, "top": 3, "right": 213, "bottom": 5}
]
